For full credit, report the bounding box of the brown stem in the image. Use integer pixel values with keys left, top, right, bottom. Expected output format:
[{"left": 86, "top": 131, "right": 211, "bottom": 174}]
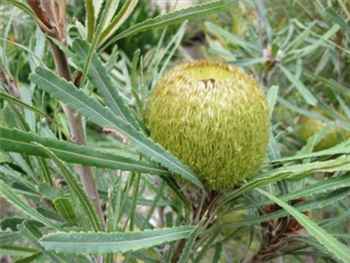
[
  {"left": 0, "top": 256, "right": 12, "bottom": 263},
  {"left": 0, "top": 67, "right": 20, "bottom": 98},
  {"left": 49, "top": 42, "right": 104, "bottom": 223},
  {"left": 171, "top": 239, "right": 187, "bottom": 263}
]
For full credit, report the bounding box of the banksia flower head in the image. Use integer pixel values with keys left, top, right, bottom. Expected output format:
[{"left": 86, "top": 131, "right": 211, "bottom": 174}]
[
  {"left": 146, "top": 60, "right": 270, "bottom": 191},
  {"left": 297, "top": 113, "right": 350, "bottom": 150}
]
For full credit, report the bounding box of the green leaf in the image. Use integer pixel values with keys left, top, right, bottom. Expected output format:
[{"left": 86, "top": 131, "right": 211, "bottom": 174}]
[
  {"left": 279, "top": 65, "right": 317, "bottom": 106},
  {"left": 31, "top": 67, "right": 203, "bottom": 188},
  {"left": 0, "top": 231, "right": 22, "bottom": 244},
  {"left": 0, "top": 126, "right": 166, "bottom": 175},
  {"left": 0, "top": 180, "right": 59, "bottom": 229},
  {"left": 101, "top": 0, "right": 121, "bottom": 32},
  {"left": 0, "top": 245, "right": 38, "bottom": 257},
  {"left": 71, "top": 39, "right": 141, "bottom": 130},
  {"left": 103, "top": 0, "right": 231, "bottom": 49},
  {"left": 85, "top": 0, "right": 95, "bottom": 41},
  {"left": 205, "top": 22, "right": 259, "bottom": 54},
  {"left": 14, "top": 252, "right": 42, "bottom": 263},
  {"left": 293, "top": 24, "right": 340, "bottom": 57},
  {"left": 53, "top": 198, "right": 77, "bottom": 225},
  {"left": 267, "top": 85, "right": 279, "bottom": 119},
  {"left": 0, "top": 92, "right": 49, "bottom": 120},
  {"left": 274, "top": 142, "right": 350, "bottom": 164},
  {"left": 39, "top": 226, "right": 194, "bottom": 254},
  {"left": 151, "top": 22, "right": 187, "bottom": 89},
  {"left": 282, "top": 21, "right": 317, "bottom": 53},
  {"left": 258, "top": 189, "right": 350, "bottom": 263},
  {"left": 228, "top": 188, "right": 350, "bottom": 227},
  {"left": 233, "top": 174, "right": 350, "bottom": 211},
  {"left": 32, "top": 143, "right": 102, "bottom": 231},
  {"left": 2, "top": 0, "right": 48, "bottom": 31},
  {"left": 222, "top": 154, "right": 350, "bottom": 206},
  {"left": 99, "top": 0, "right": 139, "bottom": 46}
]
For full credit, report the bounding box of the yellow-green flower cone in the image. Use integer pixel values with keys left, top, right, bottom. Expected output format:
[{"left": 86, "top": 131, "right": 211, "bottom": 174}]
[
  {"left": 297, "top": 115, "right": 350, "bottom": 150},
  {"left": 145, "top": 61, "right": 270, "bottom": 191}
]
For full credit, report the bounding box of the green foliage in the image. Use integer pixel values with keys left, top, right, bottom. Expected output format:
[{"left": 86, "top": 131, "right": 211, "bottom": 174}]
[
  {"left": 40, "top": 226, "right": 194, "bottom": 254},
  {"left": 1, "top": 0, "right": 350, "bottom": 262}
]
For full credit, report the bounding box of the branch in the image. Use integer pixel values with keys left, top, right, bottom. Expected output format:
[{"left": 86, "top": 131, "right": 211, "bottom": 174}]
[{"left": 26, "top": 0, "right": 104, "bottom": 224}]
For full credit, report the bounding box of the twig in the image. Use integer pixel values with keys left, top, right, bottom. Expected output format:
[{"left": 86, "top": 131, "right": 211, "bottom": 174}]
[
  {"left": 255, "top": 0, "right": 277, "bottom": 87},
  {"left": 305, "top": 255, "right": 317, "bottom": 263},
  {"left": 171, "top": 239, "right": 187, "bottom": 263},
  {"left": 0, "top": 256, "right": 12, "bottom": 263},
  {"left": 0, "top": 67, "right": 20, "bottom": 98}
]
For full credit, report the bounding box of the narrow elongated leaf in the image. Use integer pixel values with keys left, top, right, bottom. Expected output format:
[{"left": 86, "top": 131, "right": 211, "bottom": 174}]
[
  {"left": 258, "top": 189, "right": 350, "bottom": 263},
  {"left": 222, "top": 154, "right": 350, "bottom": 206},
  {"left": 2, "top": 0, "right": 48, "bottom": 31},
  {"left": 273, "top": 142, "right": 350, "bottom": 163},
  {"left": 40, "top": 226, "right": 194, "bottom": 254},
  {"left": 0, "top": 231, "right": 22, "bottom": 243},
  {"left": 85, "top": 0, "right": 95, "bottom": 41},
  {"left": 93, "top": 0, "right": 104, "bottom": 20},
  {"left": 228, "top": 188, "right": 350, "bottom": 227},
  {"left": 0, "top": 92, "right": 48, "bottom": 119},
  {"left": 233, "top": 174, "right": 350, "bottom": 211},
  {"left": 101, "top": 0, "right": 121, "bottom": 31},
  {"left": 99, "top": 0, "right": 139, "bottom": 45},
  {"left": 0, "top": 127, "right": 166, "bottom": 175},
  {"left": 0, "top": 180, "right": 58, "bottom": 229},
  {"left": 205, "top": 22, "right": 259, "bottom": 54},
  {"left": 71, "top": 39, "right": 141, "bottom": 130},
  {"left": 0, "top": 245, "right": 38, "bottom": 257},
  {"left": 153, "top": 22, "right": 187, "bottom": 88},
  {"left": 280, "top": 65, "right": 317, "bottom": 106},
  {"left": 31, "top": 67, "right": 202, "bottom": 188},
  {"left": 283, "top": 22, "right": 316, "bottom": 53},
  {"left": 267, "top": 86, "right": 279, "bottom": 119},
  {"left": 294, "top": 24, "right": 340, "bottom": 57},
  {"left": 103, "top": 0, "right": 231, "bottom": 49},
  {"left": 53, "top": 198, "right": 77, "bottom": 225},
  {"left": 15, "top": 253, "right": 43, "bottom": 263},
  {"left": 33, "top": 143, "right": 102, "bottom": 231}
]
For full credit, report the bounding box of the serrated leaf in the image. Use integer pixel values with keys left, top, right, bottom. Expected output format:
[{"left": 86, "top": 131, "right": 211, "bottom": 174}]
[
  {"left": 40, "top": 226, "right": 194, "bottom": 254},
  {"left": 71, "top": 39, "right": 141, "bottom": 130},
  {"left": 0, "top": 126, "right": 166, "bottom": 175},
  {"left": 31, "top": 67, "right": 203, "bottom": 188}
]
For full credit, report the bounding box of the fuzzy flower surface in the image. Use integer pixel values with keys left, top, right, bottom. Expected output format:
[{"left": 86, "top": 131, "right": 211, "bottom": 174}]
[{"left": 146, "top": 61, "right": 269, "bottom": 190}]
